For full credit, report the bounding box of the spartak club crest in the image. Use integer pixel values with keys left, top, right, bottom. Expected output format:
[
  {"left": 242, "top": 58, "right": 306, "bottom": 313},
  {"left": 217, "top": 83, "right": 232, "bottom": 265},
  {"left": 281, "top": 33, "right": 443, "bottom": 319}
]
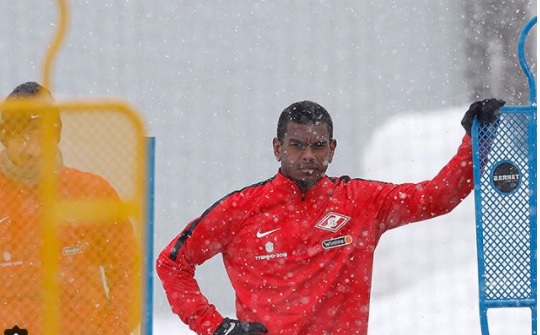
[{"left": 315, "top": 212, "right": 350, "bottom": 232}]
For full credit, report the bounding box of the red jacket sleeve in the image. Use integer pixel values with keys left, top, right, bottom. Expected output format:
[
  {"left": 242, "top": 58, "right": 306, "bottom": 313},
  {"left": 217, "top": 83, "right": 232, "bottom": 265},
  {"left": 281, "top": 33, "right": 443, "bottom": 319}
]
[
  {"left": 376, "top": 135, "right": 473, "bottom": 232},
  {"left": 156, "top": 194, "right": 246, "bottom": 335}
]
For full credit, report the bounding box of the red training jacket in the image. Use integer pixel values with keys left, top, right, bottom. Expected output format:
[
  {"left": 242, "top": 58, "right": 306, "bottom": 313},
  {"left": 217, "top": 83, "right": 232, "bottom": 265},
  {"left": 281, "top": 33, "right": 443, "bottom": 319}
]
[{"left": 157, "top": 135, "right": 474, "bottom": 335}]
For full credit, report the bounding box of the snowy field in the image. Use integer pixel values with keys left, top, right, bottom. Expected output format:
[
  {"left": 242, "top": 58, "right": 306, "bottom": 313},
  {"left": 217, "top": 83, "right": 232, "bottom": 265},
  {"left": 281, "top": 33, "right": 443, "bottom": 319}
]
[{"left": 152, "top": 106, "right": 534, "bottom": 335}]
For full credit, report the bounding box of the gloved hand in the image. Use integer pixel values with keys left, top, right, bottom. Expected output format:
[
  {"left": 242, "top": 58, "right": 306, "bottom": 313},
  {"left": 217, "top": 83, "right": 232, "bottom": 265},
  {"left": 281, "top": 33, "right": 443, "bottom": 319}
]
[
  {"left": 214, "top": 317, "right": 268, "bottom": 335},
  {"left": 461, "top": 98, "right": 506, "bottom": 136}
]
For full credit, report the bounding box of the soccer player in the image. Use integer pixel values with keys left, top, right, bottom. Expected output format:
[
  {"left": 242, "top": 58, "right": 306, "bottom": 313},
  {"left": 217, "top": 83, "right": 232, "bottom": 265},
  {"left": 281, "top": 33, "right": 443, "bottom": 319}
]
[{"left": 157, "top": 98, "right": 504, "bottom": 335}]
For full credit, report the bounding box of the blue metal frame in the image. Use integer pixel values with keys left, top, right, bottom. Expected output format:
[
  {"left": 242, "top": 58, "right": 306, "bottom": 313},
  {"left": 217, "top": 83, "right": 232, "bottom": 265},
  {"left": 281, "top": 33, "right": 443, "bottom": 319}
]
[
  {"left": 472, "top": 16, "right": 537, "bottom": 335},
  {"left": 143, "top": 137, "right": 156, "bottom": 335},
  {"left": 518, "top": 17, "right": 537, "bottom": 105}
]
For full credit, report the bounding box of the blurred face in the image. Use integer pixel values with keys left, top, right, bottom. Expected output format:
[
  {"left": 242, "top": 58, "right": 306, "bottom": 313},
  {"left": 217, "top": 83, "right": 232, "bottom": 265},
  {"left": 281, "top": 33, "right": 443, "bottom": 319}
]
[
  {"left": 1, "top": 93, "right": 60, "bottom": 169},
  {"left": 273, "top": 121, "right": 337, "bottom": 190},
  {"left": 4, "top": 125, "right": 45, "bottom": 169}
]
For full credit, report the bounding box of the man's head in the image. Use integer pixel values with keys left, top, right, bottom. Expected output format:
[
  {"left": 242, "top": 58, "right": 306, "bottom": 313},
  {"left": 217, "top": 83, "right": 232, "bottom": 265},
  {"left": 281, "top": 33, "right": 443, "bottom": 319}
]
[
  {"left": 273, "top": 100, "right": 337, "bottom": 191},
  {"left": 0, "top": 82, "right": 61, "bottom": 169},
  {"left": 1, "top": 81, "right": 61, "bottom": 142}
]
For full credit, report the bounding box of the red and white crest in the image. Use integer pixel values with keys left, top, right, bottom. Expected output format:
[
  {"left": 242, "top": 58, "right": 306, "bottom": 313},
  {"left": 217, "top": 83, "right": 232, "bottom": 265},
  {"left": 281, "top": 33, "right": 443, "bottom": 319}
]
[{"left": 315, "top": 212, "right": 350, "bottom": 232}]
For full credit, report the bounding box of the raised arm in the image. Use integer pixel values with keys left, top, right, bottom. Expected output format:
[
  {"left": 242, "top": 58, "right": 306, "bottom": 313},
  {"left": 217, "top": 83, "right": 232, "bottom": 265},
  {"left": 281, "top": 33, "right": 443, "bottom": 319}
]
[{"left": 377, "top": 98, "right": 505, "bottom": 232}]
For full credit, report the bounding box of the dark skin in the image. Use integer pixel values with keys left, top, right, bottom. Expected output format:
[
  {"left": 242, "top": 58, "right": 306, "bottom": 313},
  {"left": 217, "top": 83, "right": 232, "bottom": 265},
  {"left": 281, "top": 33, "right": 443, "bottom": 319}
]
[{"left": 273, "top": 121, "right": 337, "bottom": 193}]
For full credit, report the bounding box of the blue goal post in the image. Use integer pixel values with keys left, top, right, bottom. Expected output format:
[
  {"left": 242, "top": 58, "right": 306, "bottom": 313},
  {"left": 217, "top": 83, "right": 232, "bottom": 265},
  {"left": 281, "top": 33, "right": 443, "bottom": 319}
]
[
  {"left": 144, "top": 136, "right": 156, "bottom": 335},
  {"left": 472, "top": 16, "right": 537, "bottom": 335}
]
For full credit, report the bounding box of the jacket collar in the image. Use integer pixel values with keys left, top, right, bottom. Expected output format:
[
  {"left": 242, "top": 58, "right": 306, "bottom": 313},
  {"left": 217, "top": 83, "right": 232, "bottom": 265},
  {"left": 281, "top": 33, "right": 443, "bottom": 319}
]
[{"left": 273, "top": 170, "right": 334, "bottom": 200}]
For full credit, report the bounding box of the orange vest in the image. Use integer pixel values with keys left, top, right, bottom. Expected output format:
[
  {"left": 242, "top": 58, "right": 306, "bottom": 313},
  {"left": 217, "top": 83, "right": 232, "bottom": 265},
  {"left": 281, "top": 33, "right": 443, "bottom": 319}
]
[{"left": 0, "top": 167, "right": 138, "bottom": 335}]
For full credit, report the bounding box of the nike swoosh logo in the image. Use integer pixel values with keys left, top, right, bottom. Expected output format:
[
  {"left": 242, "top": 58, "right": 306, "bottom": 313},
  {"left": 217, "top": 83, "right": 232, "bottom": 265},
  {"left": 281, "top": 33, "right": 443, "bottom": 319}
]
[
  {"left": 256, "top": 228, "right": 281, "bottom": 238},
  {"left": 0, "top": 216, "right": 9, "bottom": 224},
  {"left": 224, "top": 323, "right": 236, "bottom": 335}
]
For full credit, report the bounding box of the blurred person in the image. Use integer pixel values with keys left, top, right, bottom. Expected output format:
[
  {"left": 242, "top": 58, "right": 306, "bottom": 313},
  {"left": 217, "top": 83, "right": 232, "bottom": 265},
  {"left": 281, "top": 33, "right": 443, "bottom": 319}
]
[
  {"left": 0, "top": 82, "right": 139, "bottom": 335},
  {"left": 157, "top": 99, "right": 504, "bottom": 335}
]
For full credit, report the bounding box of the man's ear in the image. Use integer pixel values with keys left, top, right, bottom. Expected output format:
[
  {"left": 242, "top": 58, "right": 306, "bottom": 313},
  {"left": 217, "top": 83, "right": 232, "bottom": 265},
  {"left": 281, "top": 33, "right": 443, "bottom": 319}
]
[
  {"left": 272, "top": 137, "right": 281, "bottom": 162},
  {"left": 328, "top": 138, "right": 337, "bottom": 163}
]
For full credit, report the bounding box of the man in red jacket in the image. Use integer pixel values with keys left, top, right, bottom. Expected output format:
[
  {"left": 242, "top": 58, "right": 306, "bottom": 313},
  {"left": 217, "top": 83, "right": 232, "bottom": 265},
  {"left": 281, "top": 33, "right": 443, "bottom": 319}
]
[{"left": 157, "top": 99, "right": 504, "bottom": 335}]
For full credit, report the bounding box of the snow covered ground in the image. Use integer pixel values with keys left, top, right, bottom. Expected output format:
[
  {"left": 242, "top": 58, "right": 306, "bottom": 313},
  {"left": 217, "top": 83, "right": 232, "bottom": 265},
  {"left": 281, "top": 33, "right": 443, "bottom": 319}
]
[{"left": 152, "top": 106, "right": 535, "bottom": 334}]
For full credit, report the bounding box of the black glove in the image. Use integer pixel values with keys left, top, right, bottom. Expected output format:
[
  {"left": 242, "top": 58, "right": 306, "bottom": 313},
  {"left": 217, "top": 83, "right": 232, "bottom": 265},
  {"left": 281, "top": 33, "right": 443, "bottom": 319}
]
[
  {"left": 214, "top": 318, "right": 268, "bottom": 335},
  {"left": 461, "top": 98, "right": 506, "bottom": 136}
]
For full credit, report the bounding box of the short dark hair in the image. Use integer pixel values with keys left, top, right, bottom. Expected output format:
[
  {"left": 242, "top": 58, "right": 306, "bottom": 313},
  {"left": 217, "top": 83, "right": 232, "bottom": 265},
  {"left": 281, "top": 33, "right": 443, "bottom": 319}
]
[
  {"left": 6, "top": 81, "right": 49, "bottom": 100},
  {"left": 276, "top": 100, "right": 333, "bottom": 142},
  {"left": 0, "top": 81, "right": 61, "bottom": 143}
]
